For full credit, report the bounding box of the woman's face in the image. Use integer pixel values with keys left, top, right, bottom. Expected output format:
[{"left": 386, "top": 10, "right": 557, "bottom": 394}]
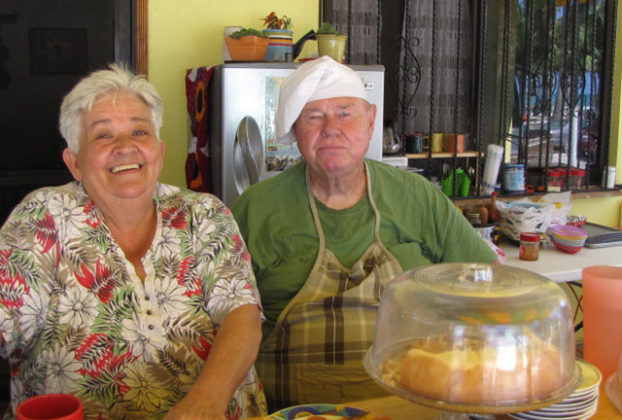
[
  {"left": 63, "top": 91, "right": 164, "bottom": 210},
  {"left": 293, "top": 97, "right": 376, "bottom": 176}
]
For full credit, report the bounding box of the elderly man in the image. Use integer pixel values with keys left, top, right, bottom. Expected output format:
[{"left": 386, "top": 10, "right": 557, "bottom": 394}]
[{"left": 232, "top": 56, "right": 497, "bottom": 410}]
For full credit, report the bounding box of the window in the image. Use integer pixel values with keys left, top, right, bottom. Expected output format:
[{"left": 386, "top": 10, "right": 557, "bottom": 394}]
[{"left": 322, "top": 0, "right": 618, "bottom": 196}]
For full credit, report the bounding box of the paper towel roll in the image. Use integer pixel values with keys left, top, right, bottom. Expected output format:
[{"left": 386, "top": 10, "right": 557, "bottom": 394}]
[
  {"left": 482, "top": 144, "right": 504, "bottom": 195},
  {"left": 582, "top": 265, "right": 622, "bottom": 379}
]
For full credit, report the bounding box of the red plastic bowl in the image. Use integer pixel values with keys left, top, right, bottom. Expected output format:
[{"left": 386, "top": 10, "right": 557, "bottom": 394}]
[{"left": 553, "top": 239, "right": 583, "bottom": 254}]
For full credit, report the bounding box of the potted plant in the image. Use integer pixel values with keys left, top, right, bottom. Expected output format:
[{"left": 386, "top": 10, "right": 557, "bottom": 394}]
[
  {"left": 316, "top": 22, "right": 348, "bottom": 63},
  {"left": 225, "top": 28, "right": 269, "bottom": 61},
  {"left": 262, "top": 12, "right": 293, "bottom": 61}
]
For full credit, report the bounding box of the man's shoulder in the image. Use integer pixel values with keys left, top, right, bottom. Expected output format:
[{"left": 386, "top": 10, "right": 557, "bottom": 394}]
[{"left": 234, "top": 163, "right": 306, "bottom": 206}]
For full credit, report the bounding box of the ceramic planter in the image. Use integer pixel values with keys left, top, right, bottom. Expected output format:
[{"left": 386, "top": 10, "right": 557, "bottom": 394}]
[
  {"left": 263, "top": 29, "right": 294, "bottom": 62},
  {"left": 316, "top": 34, "right": 348, "bottom": 63},
  {"left": 225, "top": 36, "right": 269, "bottom": 61}
]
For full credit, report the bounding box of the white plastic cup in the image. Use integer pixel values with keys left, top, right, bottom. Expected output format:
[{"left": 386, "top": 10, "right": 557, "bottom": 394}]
[
  {"left": 482, "top": 144, "right": 504, "bottom": 195},
  {"left": 603, "top": 166, "right": 616, "bottom": 189}
]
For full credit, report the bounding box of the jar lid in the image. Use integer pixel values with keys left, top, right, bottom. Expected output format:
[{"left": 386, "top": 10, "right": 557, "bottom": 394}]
[{"left": 520, "top": 232, "right": 541, "bottom": 242}]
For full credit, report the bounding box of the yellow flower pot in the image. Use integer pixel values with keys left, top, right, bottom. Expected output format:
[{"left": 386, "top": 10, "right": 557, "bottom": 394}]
[{"left": 316, "top": 34, "right": 348, "bottom": 63}]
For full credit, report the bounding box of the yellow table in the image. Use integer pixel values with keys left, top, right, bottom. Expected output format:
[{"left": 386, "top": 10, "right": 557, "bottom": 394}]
[{"left": 248, "top": 383, "right": 619, "bottom": 419}]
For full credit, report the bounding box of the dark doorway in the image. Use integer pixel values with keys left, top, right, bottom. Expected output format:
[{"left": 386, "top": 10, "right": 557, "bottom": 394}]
[{"left": 0, "top": 0, "right": 138, "bottom": 225}]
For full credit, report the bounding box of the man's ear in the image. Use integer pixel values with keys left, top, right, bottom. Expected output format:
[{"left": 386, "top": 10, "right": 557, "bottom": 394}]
[
  {"left": 368, "top": 103, "right": 377, "bottom": 137},
  {"left": 62, "top": 148, "right": 82, "bottom": 181}
]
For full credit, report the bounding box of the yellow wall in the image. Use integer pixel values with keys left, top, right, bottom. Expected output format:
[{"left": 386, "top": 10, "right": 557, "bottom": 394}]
[
  {"left": 147, "top": 1, "right": 622, "bottom": 228},
  {"left": 148, "top": 0, "right": 319, "bottom": 187}
]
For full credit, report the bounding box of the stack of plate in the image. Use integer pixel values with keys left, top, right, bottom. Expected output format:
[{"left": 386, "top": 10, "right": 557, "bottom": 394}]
[{"left": 509, "top": 361, "right": 601, "bottom": 420}]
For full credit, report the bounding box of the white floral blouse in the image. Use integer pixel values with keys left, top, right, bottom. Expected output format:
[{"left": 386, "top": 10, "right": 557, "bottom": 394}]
[{"left": 0, "top": 182, "right": 266, "bottom": 419}]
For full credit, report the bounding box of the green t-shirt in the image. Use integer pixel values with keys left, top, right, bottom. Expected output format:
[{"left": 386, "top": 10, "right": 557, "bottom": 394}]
[{"left": 232, "top": 160, "right": 497, "bottom": 338}]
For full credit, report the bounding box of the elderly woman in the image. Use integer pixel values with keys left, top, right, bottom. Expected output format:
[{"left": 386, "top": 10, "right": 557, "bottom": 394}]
[
  {"left": 231, "top": 56, "right": 497, "bottom": 410},
  {"left": 0, "top": 64, "right": 266, "bottom": 419}
]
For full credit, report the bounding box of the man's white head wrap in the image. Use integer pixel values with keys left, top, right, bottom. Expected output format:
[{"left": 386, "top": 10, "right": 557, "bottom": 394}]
[{"left": 276, "top": 56, "right": 369, "bottom": 144}]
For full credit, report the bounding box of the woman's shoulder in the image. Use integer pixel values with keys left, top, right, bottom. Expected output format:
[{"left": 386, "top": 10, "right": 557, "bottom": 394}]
[
  {"left": 155, "top": 183, "right": 229, "bottom": 214},
  {"left": 19, "top": 181, "right": 89, "bottom": 207}
]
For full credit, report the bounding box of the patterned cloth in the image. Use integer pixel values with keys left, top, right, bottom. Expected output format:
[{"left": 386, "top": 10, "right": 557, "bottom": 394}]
[
  {"left": 256, "top": 165, "right": 403, "bottom": 409},
  {"left": 0, "top": 182, "right": 266, "bottom": 419}
]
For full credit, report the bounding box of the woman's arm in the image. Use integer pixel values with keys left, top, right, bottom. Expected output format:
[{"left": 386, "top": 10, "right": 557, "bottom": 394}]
[{"left": 163, "top": 303, "right": 262, "bottom": 420}]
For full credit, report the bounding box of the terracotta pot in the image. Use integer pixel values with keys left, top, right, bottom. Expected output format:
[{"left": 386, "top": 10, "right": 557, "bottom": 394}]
[
  {"left": 316, "top": 34, "right": 348, "bottom": 63},
  {"left": 225, "top": 36, "right": 269, "bottom": 61}
]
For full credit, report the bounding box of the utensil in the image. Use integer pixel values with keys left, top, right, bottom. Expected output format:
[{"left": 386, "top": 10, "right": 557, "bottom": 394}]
[{"left": 382, "top": 126, "right": 401, "bottom": 154}]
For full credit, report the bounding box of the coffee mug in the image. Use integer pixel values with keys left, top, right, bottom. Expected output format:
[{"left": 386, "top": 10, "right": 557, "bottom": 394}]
[
  {"left": 17, "top": 394, "right": 84, "bottom": 420},
  {"left": 420, "top": 134, "right": 430, "bottom": 151},
  {"left": 431, "top": 133, "right": 444, "bottom": 153},
  {"left": 444, "top": 133, "right": 467, "bottom": 153}
]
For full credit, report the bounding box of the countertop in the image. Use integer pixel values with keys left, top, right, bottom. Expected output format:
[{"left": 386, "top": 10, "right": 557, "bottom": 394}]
[{"left": 498, "top": 239, "right": 622, "bottom": 282}]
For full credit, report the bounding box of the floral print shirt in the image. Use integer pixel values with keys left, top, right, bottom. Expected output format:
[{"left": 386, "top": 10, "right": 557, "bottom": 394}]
[{"left": 0, "top": 182, "right": 266, "bottom": 419}]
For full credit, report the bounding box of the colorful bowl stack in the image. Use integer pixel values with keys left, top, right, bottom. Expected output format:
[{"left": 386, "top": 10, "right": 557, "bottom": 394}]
[{"left": 547, "top": 224, "right": 588, "bottom": 254}]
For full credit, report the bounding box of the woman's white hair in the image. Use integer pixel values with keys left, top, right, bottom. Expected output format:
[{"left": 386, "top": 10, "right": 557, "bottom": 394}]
[{"left": 59, "top": 63, "right": 164, "bottom": 152}]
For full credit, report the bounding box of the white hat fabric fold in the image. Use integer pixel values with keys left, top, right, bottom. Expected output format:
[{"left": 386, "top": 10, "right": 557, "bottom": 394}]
[{"left": 276, "top": 56, "right": 369, "bottom": 144}]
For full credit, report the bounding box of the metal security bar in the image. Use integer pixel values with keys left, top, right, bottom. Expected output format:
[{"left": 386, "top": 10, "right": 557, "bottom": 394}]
[
  {"left": 322, "top": 0, "right": 617, "bottom": 197},
  {"left": 502, "top": 0, "right": 615, "bottom": 194}
]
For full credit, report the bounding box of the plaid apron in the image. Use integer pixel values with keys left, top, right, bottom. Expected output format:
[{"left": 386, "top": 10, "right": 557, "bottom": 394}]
[{"left": 257, "top": 165, "right": 403, "bottom": 410}]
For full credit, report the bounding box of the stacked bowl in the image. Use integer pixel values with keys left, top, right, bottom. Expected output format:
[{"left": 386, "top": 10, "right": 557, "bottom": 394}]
[{"left": 547, "top": 224, "right": 588, "bottom": 254}]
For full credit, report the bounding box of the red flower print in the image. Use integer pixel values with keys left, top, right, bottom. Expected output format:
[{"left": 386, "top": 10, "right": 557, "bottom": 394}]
[
  {"left": 75, "top": 333, "right": 134, "bottom": 379},
  {"left": 0, "top": 250, "right": 29, "bottom": 309},
  {"left": 74, "top": 259, "right": 116, "bottom": 303},
  {"left": 35, "top": 213, "right": 57, "bottom": 254},
  {"left": 162, "top": 207, "right": 187, "bottom": 229},
  {"left": 177, "top": 257, "right": 202, "bottom": 297},
  {"left": 232, "top": 235, "right": 251, "bottom": 263},
  {"left": 75, "top": 333, "right": 115, "bottom": 377},
  {"left": 83, "top": 202, "right": 101, "bottom": 229},
  {"left": 191, "top": 336, "right": 212, "bottom": 360}
]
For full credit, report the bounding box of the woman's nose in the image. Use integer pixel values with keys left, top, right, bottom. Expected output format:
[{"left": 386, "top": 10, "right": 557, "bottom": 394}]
[{"left": 113, "top": 134, "right": 137, "bottom": 151}]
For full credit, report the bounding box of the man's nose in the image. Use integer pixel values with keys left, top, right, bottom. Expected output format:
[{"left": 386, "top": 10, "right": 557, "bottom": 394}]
[{"left": 321, "top": 115, "right": 340, "bottom": 136}]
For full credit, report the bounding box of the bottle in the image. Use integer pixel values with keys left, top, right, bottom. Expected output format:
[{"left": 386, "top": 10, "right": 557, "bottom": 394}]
[
  {"left": 489, "top": 192, "right": 501, "bottom": 222},
  {"left": 478, "top": 204, "right": 489, "bottom": 226},
  {"left": 519, "top": 232, "right": 541, "bottom": 261}
]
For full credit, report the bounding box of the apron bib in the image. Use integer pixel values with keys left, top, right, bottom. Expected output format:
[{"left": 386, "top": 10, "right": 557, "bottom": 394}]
[{"left": 257, "top": 164, "right": 403, "bottom": 409}]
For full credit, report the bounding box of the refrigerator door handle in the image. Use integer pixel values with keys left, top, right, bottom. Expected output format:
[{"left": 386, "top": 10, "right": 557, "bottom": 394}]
[{"left": 235, "top": 116, "right": 264, "bottom": 186}]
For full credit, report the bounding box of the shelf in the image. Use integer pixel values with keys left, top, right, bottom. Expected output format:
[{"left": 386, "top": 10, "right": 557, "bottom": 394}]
[{"left": 405, "top": 151, "right": 481, "bottom": 159}]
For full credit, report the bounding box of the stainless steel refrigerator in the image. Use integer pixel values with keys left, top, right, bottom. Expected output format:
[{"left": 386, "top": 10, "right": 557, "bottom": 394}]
[{"left": 202, "top": 62, "right": 385, "bottom": 206}]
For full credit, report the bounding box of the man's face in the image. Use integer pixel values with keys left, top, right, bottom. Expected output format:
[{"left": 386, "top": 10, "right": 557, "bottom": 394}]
[{"left": 293, "top": 97, "right": 376, "bottom": 176}]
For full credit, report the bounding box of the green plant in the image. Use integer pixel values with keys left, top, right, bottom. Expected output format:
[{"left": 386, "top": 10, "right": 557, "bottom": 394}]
[
  {"left": 317, "top": 22, "right": 344, "bottom": 35},
  {"left": 263, "top": 12, "right": 292, "bottom": 31},
  {"left": 228, "top": 28, "right": 267, "bottom": 39}
]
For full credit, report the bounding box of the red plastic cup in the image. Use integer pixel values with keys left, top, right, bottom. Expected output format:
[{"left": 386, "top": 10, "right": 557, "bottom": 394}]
[{"left": 16, "top": 394, "right": 84, "bottom": 420}]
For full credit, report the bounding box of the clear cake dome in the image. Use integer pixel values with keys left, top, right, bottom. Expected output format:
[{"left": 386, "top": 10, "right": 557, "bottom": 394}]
[{"left": 364, "top": 263, "right": 579, "bottom": 414}]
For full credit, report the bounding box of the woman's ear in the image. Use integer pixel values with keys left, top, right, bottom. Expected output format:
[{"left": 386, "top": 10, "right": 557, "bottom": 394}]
[{"left": 62, "top": 148, "right": 82, "bottom": 181}]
